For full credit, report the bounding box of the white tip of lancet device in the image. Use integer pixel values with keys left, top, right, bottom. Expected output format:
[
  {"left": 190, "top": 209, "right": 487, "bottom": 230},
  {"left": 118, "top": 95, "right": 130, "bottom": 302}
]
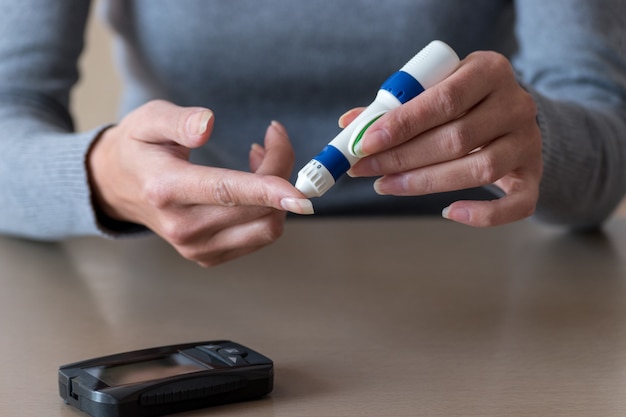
[
  {"left": 401, "top": 40, "right": 460, "bottom": 89},
  {"left": 295, "top": 160, "right": 335, "bottom": 198}
]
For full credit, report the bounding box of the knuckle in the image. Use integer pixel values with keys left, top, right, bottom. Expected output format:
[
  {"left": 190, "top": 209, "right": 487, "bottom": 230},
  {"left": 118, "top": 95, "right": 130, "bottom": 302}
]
[
  {"left": 412, "top": 170, "right": 436, "bottom": 195},
  {"left": 423, "top": 172, "right": 437, "bottom": 194},
  {"left": 434, "top": 83, "right": 464, "bottom": 119},
  {"left": 142, "top": 99, "right": 166, "bottom": 115},
  {"left": 159, "top": 217, "right": 192, "bottom": 246},
  {"left": 489, "top": 51, "right": 512, "bottom": 73},
  {"left": 474, "top": 50, "right": 512, "bottom": 78},
  {"left": 211, "top": 176, "right": 238, "bottom": 207},
  {"left": 257, "top": 215, "right": 285, "bottom": 244},
  {"left": 141, "top": 177, "right": 176, "bottom": 209},
  {"left": 386, "top": 149, "right": 409, "bottom": 173},
  {"left": 258, "top": 177, "right": 283, "bottom": 206},
  {"left": 473, "top": 153, "right": 500, "bottom": 184},
  {"left": 443, "top": 124, "right": 474, "bottom": 157}
]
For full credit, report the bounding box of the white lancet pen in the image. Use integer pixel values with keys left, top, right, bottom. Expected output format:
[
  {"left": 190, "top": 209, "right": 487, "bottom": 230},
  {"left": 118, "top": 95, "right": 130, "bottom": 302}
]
[{"left": 295, "top": 40, "right": 460, "bottom": 198}]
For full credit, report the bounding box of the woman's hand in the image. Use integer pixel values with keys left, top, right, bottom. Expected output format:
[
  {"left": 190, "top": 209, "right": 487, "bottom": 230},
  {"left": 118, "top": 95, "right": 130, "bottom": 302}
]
[
  {"left": 345, "top": 51, "right": 543, "bottom": 227},
  {"left": 88, "top": 100, "right": 312, "bottom": 267}
]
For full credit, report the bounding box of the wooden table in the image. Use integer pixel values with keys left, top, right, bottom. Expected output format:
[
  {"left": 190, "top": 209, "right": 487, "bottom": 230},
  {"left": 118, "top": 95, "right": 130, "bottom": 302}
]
[{"left": 2, "top": 218, "right": 626, "bottom": 416}]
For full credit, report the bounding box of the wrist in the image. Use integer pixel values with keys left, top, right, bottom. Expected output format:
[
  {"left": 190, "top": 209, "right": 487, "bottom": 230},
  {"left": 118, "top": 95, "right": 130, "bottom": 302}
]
[{"left": 86, "top": 125, "right": 143, "bottom": 232}]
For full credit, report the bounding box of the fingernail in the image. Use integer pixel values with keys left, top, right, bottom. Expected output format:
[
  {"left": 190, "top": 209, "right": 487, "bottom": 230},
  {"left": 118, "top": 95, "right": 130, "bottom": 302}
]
[
  {"left": 363, "top": 129, "right": 390, "bottom": 153},
  {"left": 280, "top": 197, "right": 314, "bottom": 215},
  {"left": 354, "top": 129, "right": 387, "bottom": 157},
  {"left": 338, "top": 110, "right": 351, "bottom": 128},
  {"left": 187, "top": 110, "right": 213, "bottom": 136},
  {"left": 250, "top": 142, "right": 265, "bottom": 155},
  {"left": 373, "top": 178, "right": 389, "bottom": 195},
  {"left": 270, "top": 120, "right": 287, "bottom": 136},
  {"left": 442, "top": 206, "right": 470, "bottom": 222}
]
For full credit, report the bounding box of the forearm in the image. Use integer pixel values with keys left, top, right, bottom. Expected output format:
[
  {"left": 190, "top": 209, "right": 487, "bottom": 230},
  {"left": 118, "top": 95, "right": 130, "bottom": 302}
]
[
  {"left": 0, "top": 101, "right": 109, "bottom": 239},
  {"left": 0, "top": 0, "right": 122, "bottom": 240}
]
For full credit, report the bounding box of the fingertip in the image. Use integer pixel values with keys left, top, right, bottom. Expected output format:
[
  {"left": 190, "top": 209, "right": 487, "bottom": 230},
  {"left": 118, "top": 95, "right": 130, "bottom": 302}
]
[
  {"left": 280, "top": 197, "right": 315, "bottom": 215},
  {"left": 338, "top": 107, "right": 365, "bottom": 129},
  {"left": 338, "top": 111, "right": 350, "bottom": 129},
  {"left": 270, "top": 120, "right": 288, "bottom": 137},
  {"left": 373, "top": 178, "right": 388, "bottom": 195},
  {"left": 442, "top": 199, "right": 525, "bottom": 227},
  {"left": 361, "top": 128, "right": 390, "bottom": 155},
  {"left": 249, "top": 143, "right": 266, "bottom": 173},
  {"left": 250, "top": 142, "right": 265, "bottom": 156},
  {"left": 185, "top": 110, "right": 214, "bottom": 145},
  {"left": 441, "top": 205, "right": 471, "bottom": 223}
]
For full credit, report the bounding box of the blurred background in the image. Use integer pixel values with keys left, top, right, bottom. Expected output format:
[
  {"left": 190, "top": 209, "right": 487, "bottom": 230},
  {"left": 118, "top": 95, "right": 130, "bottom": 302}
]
[{"left": 72, "top": 1, "right": 120, "bottom": 132}]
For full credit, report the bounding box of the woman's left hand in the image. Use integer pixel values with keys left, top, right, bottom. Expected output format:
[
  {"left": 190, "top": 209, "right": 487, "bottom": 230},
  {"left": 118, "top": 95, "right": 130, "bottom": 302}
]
[{"left": 345, "top": 51, "right": 543, "bottom": 227}]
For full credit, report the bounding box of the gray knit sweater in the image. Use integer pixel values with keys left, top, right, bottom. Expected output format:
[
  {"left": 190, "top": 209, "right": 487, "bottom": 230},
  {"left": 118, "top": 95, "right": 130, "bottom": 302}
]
[{"left": 1, "top": 0, "right": 625, "bottom": 239}]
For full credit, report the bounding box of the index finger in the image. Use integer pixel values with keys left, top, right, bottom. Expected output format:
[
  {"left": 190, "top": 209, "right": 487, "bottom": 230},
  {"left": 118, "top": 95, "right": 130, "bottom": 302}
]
[
  {"left": 358, "top": 53, "right": 498, "bottom": 156},
  {"left": 150, "top": 160, "right": 313, "bottom": 215}
]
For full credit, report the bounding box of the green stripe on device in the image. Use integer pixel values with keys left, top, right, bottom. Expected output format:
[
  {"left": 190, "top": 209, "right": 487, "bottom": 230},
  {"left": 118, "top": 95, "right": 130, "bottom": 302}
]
[{"left": 351, "top": 114, "right": 385, "bottom": 155}]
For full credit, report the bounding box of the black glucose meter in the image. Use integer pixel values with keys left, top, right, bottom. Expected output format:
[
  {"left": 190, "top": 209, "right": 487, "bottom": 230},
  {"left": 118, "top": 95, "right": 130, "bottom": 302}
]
[{"left": 58, "top": 340, "right": 273, "bottom": 417}]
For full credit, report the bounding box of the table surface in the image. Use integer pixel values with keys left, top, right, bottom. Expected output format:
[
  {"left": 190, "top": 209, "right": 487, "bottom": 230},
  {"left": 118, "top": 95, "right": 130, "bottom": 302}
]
[{"left": 1, "top": 217, "right": 626, "bottom": 417}]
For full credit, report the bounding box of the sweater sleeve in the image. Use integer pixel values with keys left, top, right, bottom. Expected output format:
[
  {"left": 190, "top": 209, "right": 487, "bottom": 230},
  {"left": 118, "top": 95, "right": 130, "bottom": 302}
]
[
  {"left": 0, "top": 1, "right": 116, "bottom": 240},
  {"left": 513, "top": 0, "right": 626, "bottom": 229}
]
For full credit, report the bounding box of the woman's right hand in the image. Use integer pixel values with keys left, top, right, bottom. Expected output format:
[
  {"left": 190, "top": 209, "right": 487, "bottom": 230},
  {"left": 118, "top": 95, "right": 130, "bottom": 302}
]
[{"left": 87, "top": 100, "right": 313, "bottom": 267}]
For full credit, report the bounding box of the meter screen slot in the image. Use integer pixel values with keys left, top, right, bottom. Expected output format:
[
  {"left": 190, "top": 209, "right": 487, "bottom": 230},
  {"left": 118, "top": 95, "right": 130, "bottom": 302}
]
[{"left": 84, "top": 352, "right": 210, "bottom": 386}]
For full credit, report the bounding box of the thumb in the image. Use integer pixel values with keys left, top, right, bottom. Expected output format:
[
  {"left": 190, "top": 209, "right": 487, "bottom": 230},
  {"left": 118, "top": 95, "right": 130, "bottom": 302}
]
[{"left": 128, "top": 100, "right": 215, "bottom": 148}]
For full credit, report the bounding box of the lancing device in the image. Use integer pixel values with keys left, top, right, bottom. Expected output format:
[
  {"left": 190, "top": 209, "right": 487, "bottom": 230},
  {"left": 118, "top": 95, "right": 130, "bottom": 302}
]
[{"left": 295, "top": 40, "right": 460, "bottom": 198}]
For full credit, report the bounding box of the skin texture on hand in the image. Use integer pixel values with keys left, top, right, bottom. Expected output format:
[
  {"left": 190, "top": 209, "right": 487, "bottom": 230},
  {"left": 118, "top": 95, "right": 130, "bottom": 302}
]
[
  {"left": 87, "top": 100, "right": 312, "bottom": 267},
  {"left": 345, "top": 51, "right": 543, "bottom": 227}
]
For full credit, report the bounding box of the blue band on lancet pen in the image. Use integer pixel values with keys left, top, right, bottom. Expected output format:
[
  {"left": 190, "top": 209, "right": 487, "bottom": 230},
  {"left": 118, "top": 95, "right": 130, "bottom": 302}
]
[
  {"left": 314, "top": 145, "right": 351, "bottom": 181},
  {"left": 381, "top": 71, "right": 425, "bottom": 104}
]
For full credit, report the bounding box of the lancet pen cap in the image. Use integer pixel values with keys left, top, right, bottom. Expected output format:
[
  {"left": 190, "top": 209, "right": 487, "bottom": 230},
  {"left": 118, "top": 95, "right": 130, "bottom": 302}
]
[{"left": 400, "top": 40, "right": 460, "bottom": 90}]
